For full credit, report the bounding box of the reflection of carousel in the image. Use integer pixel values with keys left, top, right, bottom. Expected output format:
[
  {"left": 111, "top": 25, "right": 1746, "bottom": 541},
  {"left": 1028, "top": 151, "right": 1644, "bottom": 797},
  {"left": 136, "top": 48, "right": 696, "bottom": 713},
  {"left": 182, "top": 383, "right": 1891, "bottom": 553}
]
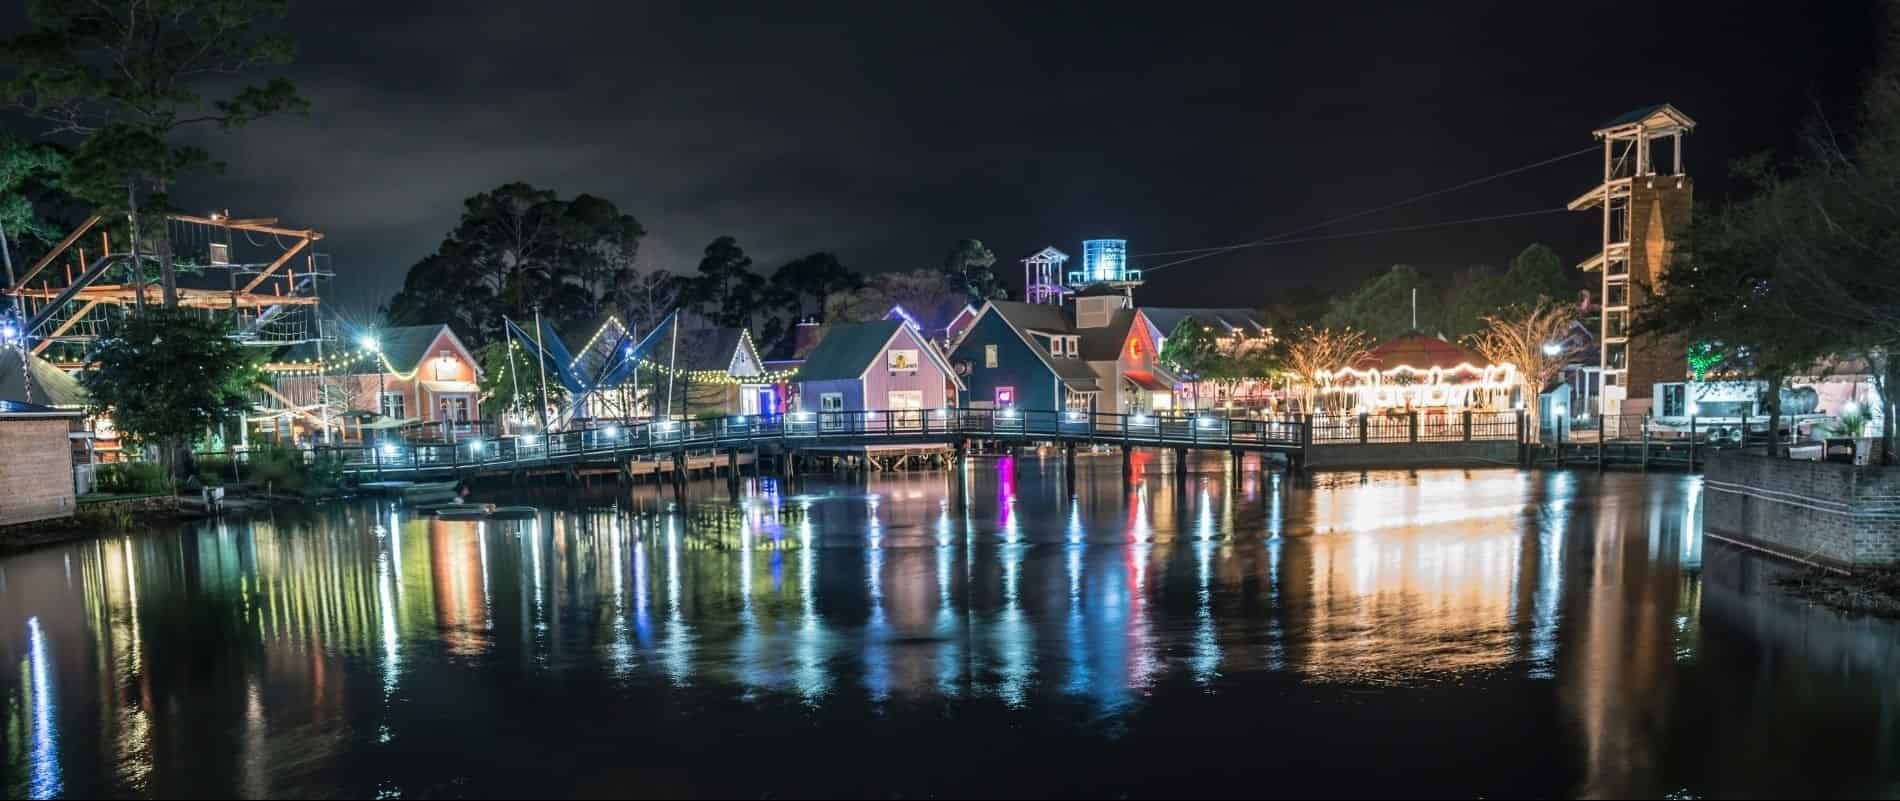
[{"left": 1318, "top": 333, "right": 1516, "bottom": 431}]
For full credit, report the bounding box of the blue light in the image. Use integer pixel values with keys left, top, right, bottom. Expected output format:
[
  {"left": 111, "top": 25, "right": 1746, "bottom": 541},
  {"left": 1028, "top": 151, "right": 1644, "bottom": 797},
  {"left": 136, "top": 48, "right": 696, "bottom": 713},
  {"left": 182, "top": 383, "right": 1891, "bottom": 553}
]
[{"left": 1082, "top": 238, "right": 1128, "bottom": 282}]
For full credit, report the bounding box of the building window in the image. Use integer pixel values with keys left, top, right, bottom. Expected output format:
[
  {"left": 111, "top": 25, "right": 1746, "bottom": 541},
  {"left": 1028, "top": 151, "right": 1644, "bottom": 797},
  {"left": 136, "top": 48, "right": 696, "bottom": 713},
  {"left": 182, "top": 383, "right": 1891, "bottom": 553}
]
[
  {"left": 984, "top": 344, "right": 998, "bottom": 368},
  {"left": 820, "top": 393, "right": 844, "bottom": 412},
  {"left": 380, "top": 392, "right": 406, "bottom": 420},
  {"left": 434, "top": 350, "right": 455, "bottom": 380},
  {"left": 887, "top": 348, "right": 919, "bottom": 371},
  {"left": 1064, "top": 336, "right": 1079, "bottom": 357},
  {"left": 995, "top": 386, "right": 1014, "bottom": 407}
]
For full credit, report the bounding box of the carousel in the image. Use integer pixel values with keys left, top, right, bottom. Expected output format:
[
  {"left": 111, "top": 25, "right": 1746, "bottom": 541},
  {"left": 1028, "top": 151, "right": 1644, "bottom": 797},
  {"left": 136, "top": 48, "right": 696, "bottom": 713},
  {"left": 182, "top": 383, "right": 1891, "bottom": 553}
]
[{"left": 1317, "top": 333, "right": 1516, "bottom": 419}]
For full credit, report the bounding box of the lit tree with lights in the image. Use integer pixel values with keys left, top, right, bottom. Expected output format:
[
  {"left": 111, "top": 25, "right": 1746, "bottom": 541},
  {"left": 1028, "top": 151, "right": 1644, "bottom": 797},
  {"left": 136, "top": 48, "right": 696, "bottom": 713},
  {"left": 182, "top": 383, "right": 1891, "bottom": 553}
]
[
  {"left": 1283, "top": 326, "right": 1372, "bottom": 413},
  {"left": 1468, "top": 297, "right": 1583, "bottom": 442}
]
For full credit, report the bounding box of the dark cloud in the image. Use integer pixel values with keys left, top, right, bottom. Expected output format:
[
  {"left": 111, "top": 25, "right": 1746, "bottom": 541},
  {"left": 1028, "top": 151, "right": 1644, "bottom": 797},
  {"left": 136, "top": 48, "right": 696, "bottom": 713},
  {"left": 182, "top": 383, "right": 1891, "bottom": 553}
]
[{"left": 4, "top": 0, "right": 1880, "bottom": 314}]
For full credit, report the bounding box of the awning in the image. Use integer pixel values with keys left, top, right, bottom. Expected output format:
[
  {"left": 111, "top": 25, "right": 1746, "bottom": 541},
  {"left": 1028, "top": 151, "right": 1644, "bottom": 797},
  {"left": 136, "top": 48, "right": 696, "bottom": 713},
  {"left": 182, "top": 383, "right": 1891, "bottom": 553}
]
[
  {"left": 1124, "top": 372, "right": 1172, "bottom": 392},
  {"left": 421, "top": 379, "right": 479, "bottom": 394},
  {"left": 1060, "top": 378, "right": 1101, "bottom": 392}
]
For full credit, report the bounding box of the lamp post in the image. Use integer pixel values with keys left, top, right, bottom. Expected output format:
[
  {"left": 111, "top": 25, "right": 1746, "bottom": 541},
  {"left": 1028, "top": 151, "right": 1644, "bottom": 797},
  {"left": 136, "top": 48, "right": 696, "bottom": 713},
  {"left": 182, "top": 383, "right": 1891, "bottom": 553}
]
[{"left": 359, "top": 332, "right": 384, "bottom": 450}]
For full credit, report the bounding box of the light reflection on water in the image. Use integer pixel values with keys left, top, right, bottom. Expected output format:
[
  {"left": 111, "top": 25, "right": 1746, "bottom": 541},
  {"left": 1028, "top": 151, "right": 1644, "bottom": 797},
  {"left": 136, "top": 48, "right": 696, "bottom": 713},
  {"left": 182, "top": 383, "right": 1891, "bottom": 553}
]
[{"left": 2, "top": 454, "right": 1899, "bottom": 798}]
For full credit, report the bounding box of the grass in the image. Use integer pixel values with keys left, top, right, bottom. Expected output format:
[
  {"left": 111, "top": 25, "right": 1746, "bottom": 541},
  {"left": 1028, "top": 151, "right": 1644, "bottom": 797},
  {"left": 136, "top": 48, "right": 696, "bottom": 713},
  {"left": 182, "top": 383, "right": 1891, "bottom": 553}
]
[{"left": 1774, "top": 567, "right": 1900, "bottom": 618}]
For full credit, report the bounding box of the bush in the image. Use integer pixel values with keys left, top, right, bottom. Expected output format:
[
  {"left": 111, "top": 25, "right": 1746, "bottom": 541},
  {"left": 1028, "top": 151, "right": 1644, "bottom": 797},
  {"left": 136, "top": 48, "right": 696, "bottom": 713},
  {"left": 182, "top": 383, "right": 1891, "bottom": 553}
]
[
  {"left": 195, "top": 453, "right": 236, "bottom": 483},
  {"left": 244, "top": 444, "right": 347, "bottom": 495},
  {"left": 94, "top": 461, "right": 168, "bottom": 495}
]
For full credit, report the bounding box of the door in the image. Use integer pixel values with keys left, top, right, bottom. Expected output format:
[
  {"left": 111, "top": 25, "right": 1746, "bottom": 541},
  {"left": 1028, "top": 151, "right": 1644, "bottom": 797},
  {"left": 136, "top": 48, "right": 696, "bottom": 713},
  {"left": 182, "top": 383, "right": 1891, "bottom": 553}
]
[
  {"left": 757, "top": 387, "right": 778, "bottom": 419},
  {"left": 887, "top": 390, "right": 924, "bottom": 430}
]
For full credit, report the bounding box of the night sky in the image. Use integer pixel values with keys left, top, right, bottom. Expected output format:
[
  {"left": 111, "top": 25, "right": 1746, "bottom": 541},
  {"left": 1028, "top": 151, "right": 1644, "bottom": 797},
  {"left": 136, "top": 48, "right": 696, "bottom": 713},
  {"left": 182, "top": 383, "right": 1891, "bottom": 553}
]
[{"left": 1, "top": 1, "right": 1883, "bottom": 313}]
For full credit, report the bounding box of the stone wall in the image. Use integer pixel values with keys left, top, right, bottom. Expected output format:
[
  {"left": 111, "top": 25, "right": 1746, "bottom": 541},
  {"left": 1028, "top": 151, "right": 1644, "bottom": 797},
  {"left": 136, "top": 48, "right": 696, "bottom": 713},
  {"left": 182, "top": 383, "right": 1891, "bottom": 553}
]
[
  {"left": 1306, "top": 441, "right": 1519, "bottom": 470},
  {"left": 0, "top": 417, "right": 77, "bottom": 526},
  {"left": 1703, "top": 451, "right": 1900, "bottom": 568}
]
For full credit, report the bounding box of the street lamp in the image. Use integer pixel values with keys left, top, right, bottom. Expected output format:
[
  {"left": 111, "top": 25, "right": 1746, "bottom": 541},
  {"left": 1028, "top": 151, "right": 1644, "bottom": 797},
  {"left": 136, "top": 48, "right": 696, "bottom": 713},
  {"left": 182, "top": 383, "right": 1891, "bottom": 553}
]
[{"left": 359, "top": 333, "right": 389, "bottom": 450}]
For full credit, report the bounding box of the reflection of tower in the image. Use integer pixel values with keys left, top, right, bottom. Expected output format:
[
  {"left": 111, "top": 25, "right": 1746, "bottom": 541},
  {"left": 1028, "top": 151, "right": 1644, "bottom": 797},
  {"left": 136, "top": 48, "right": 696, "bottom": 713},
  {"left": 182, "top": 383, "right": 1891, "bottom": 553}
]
[
  {"left": 1569, "top": 105, "right": 1695, "bottom": 417},
  {"left": 1023, "top": 246, "right": 1070, "bottom": 305},
  {"left": 1069, "top": 238, "right": 1142, "bottom": 297}
]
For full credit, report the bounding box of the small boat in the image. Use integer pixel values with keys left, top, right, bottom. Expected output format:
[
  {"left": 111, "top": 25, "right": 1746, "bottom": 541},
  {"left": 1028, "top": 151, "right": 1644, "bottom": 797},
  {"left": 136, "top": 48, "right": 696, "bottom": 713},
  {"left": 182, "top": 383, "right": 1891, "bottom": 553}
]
[
  {"left": 400, "top": 481, "right": 460, "bottom": 501},
  {"left": 431, "top": 503, "right": 495, "bottom": 519},
  {"left": 484, "top": 506, "right": 539, "bottom": 520}
]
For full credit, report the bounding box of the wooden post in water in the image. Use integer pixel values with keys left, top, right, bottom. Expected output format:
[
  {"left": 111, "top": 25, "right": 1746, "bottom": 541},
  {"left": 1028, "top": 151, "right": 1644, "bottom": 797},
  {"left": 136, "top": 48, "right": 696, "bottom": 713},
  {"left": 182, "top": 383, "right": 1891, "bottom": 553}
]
[
  {"left": 1640, "top": 417, "right": 1651, "bottom": 471},
  {"left": 1688, "top": 415, "right": 1698, "bottom": 471},
  {"left": 1121, "top": 444, "right": 1133, "bottom": 488}
]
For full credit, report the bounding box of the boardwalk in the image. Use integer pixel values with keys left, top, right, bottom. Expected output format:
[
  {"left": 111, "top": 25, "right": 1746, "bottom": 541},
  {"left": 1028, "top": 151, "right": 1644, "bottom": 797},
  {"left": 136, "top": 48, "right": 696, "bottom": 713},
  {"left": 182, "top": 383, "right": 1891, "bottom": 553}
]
[{"left": 321, "top": 408, "right": 1309, "bottom": 480}]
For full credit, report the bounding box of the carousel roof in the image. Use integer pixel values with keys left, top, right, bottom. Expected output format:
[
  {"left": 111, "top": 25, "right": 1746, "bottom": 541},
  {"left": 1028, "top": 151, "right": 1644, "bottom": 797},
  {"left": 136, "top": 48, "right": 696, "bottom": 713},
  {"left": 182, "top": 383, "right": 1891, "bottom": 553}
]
[{"left": 1355, "top": 333, "right": 1490, "bottom": 372}]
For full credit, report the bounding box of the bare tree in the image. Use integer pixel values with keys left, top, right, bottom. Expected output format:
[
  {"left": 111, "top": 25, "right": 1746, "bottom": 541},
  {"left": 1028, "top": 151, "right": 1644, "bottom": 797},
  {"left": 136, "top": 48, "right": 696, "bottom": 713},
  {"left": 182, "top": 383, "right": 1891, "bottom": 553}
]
[
  {"left": 1282, "top": 326, "right": 1372, "bottom": 414},
  {"left": 1468, "top": 297, "right": 1583, "bottom": 442}
]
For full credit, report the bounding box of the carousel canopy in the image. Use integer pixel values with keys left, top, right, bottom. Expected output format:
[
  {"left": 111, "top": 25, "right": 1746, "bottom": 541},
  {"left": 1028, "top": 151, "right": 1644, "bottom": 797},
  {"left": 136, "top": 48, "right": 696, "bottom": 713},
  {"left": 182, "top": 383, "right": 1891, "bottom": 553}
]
[{"left": 1355, "top": 333, "right": 1490, "bottom": 372}]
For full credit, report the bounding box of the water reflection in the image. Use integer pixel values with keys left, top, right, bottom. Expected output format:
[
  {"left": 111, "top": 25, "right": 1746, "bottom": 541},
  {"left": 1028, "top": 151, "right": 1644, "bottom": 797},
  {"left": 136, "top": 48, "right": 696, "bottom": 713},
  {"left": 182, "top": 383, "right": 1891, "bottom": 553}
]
[{"left": 2, "top": 454, "right": 1898, "bottom": 798}]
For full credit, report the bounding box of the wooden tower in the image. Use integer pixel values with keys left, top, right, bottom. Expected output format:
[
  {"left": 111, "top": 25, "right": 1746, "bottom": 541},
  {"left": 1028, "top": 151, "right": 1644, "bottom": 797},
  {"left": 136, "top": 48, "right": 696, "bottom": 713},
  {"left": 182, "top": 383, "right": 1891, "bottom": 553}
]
[
  {"left": 1023, "top": 246, "right": 1070, "bottom": 305},
  {"left": 1568, "top": 104, "right": 1695, "bottom": 418}
]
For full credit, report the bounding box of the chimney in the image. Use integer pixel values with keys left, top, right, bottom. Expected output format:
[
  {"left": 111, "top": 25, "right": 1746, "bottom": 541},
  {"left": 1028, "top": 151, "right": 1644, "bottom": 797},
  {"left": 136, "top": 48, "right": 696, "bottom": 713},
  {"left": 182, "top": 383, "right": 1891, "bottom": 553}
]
[{"left": 794, "top": 318, "right": 824, "bottom": 357}]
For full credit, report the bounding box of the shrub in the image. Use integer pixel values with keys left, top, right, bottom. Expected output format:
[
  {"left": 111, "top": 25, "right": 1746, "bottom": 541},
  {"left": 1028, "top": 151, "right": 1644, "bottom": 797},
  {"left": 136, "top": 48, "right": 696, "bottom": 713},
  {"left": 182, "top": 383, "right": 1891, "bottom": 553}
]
[{"left": 95, "top": 461, "right": 168, "bottom": 495}]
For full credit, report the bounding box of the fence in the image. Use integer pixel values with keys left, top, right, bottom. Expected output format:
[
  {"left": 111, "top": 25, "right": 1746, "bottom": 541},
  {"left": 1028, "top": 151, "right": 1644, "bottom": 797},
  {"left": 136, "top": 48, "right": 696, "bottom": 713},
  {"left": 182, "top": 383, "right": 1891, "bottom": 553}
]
[{"left": 1307, "top": 410, "right": 1522, "bottom": 445}]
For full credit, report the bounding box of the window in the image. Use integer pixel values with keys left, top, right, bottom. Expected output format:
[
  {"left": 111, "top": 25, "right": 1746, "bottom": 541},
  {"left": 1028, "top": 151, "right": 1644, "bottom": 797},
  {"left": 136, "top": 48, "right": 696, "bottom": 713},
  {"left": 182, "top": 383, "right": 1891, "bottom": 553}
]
[
  {"left": 434, "top": 349, "right": 456, "bottom": 380},
  {"left": 887, "top": 348, "right": 919, "bottom": 371},
  {"left": 1064, "top": 336, "right": 1079, "bottom": 358},
  {"left": 820, "top": 392, "right": 845, "bottom": 432},
  {"left": 984, "top": 344, "right": 998, "bottom": 368},
  {"left": 995, "top": 386, "right": 1015, "bottom": 407},
  {"left": 380, "top": 392, "right": 406, "bottom": 420},
  {"left": 888, "top": 390, "right": 923, "bottom": 429}
]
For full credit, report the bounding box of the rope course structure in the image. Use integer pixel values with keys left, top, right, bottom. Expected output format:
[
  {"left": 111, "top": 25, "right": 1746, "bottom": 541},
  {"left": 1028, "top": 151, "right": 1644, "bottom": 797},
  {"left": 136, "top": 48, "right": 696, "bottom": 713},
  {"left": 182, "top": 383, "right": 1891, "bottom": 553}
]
[{"left": 1, "top": 212, "right": 334, "bottom": 365}]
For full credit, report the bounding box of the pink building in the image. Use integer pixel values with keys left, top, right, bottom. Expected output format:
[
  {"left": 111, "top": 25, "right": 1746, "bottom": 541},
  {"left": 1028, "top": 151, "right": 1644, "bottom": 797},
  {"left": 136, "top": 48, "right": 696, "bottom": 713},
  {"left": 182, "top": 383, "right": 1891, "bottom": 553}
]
[{"left": 268, "top": 324, "right": 482, "bottom": 442}]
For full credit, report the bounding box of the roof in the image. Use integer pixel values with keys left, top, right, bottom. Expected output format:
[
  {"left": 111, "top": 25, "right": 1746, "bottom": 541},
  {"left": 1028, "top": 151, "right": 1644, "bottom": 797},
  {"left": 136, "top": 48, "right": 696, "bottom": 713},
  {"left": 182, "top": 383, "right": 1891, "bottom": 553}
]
[
  {"left": 0, "top": 352, "right": 90, "bottom": 407},
  {"left": 1141, "top": 308, "right": 1271, "bottom": 339},
  {"left": 1072, "top": 283, "right": 1126, "bottom": 298},
  {"left": 1355, "top": 333, "right": 1491, "bottom": 372},
  {"left": 1077, "top": 309, "right": 1139, "bottom": 361},
  {"left": 798, "top": 320, "right": 905, "bottom": 381},
  {"left": 1595, "top": 103, "right": 1696, "bottom": 134},
  {"left": 984, "top": 301, "right": 1101, "bottom": 386},
  {"left": 280, "top": 324, "right": 461, "bottom": 376},
  {"left": 0, "top": 398, "right": 82, "bottom": 418},
  {"left": 676, "top": 327, "right": 762, "bottom": 374}
]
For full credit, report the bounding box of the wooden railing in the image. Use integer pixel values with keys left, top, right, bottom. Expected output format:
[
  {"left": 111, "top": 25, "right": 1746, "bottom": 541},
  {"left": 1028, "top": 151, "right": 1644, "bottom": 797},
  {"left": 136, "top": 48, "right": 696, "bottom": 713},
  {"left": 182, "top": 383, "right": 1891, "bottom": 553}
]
[{"left": 202, "top": 407, "right": 1525, "bottom": 476}]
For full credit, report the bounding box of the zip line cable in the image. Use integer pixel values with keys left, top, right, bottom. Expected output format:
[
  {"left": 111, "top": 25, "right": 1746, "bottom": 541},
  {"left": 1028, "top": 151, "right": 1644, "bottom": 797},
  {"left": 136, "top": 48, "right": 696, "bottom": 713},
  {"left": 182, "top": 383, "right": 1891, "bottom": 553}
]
[
  {"left": 1133, "top": 145, "right": 1598, "bottom": 272},
  {"left": 1140, "top": 207, "right": 1573, "bottom": 272}
]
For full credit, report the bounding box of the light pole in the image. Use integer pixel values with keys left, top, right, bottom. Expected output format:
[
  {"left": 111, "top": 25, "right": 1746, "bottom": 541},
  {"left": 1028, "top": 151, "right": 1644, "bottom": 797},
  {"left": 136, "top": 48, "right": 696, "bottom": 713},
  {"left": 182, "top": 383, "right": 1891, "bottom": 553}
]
[{"left": 359, "top": 332, "right": 384, "bottom": 453}]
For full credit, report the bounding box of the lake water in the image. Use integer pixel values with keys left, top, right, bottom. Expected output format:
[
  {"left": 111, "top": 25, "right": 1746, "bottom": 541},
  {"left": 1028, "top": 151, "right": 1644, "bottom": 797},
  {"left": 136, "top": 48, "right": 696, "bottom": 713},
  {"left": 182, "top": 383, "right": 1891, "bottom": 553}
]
[{"left": 3, "top": 454, "right": 1899, "bottom": 799}]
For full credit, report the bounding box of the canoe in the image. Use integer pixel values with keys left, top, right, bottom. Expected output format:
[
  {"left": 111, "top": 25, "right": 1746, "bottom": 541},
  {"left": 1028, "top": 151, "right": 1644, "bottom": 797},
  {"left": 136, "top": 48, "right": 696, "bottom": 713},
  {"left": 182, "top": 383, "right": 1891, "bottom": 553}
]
[
  {"left": 430, "top": 503, "right": 494, "bottom": 519},
  {"left": 485, "top": 506, "right": 539, "bottom": 520},
  {"left": 401, "top": 481, "right": 460, "bottom": 500}
]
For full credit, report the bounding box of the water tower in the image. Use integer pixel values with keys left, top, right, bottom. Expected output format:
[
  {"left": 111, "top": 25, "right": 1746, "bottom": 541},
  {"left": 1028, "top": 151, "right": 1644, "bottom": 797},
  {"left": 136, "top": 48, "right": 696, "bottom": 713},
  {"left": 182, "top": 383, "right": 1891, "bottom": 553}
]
[{"left": 1068, "top": 238, "right": 1142, "bottom": 296}]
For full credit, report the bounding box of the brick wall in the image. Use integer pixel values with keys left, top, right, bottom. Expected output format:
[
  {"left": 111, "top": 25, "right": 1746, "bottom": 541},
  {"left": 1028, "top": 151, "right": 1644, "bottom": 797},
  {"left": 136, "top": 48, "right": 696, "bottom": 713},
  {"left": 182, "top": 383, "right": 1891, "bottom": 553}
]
[
  {"left": 1703, "top": 451, "right": 1900, "bottom": 567},
  {"left": 0, "top": 417, "right": 77, "bottom": 526},
  {"left": 1623, "top": 179, "right": 1693, "bottom": 400}
]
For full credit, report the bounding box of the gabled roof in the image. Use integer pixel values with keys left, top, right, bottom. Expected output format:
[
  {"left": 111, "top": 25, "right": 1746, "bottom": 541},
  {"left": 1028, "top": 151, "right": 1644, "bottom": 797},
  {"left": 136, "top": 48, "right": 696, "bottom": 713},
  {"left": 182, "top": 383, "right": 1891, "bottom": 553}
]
[
  {"left": 676, "top": 327, "right": 767, "bottom": 377},
  {"left": 1078, "top": 309, "right": 1140, "bottom": 361},
  {"left": 797, "top": 320, "right": 966, "bottom": 389},
  {"left": 1141, "top": 308, "right": 1271, "bottom": 339},
  {"left": 799, "top": 320, "right": 905, "bottom": 381},
  {"left": 0, "top": 352, "right": 90, "bottom": 408},
  {"left": 1595, "top": 103, "right": 1696, "bottom": 135},
  {"left": 280, "top": 324, "right": 473, "bottom": 377},
  {"left": 980, "top": 301, "right": 1102, "bottom": 387}
]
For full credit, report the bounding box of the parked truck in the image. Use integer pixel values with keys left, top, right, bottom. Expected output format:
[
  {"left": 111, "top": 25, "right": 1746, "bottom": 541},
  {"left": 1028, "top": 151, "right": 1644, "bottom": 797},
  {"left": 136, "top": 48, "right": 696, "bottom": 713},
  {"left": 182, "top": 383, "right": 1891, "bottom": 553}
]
[{"left": 1650, "top": 380, "right": 1827, "bottom": 445}]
